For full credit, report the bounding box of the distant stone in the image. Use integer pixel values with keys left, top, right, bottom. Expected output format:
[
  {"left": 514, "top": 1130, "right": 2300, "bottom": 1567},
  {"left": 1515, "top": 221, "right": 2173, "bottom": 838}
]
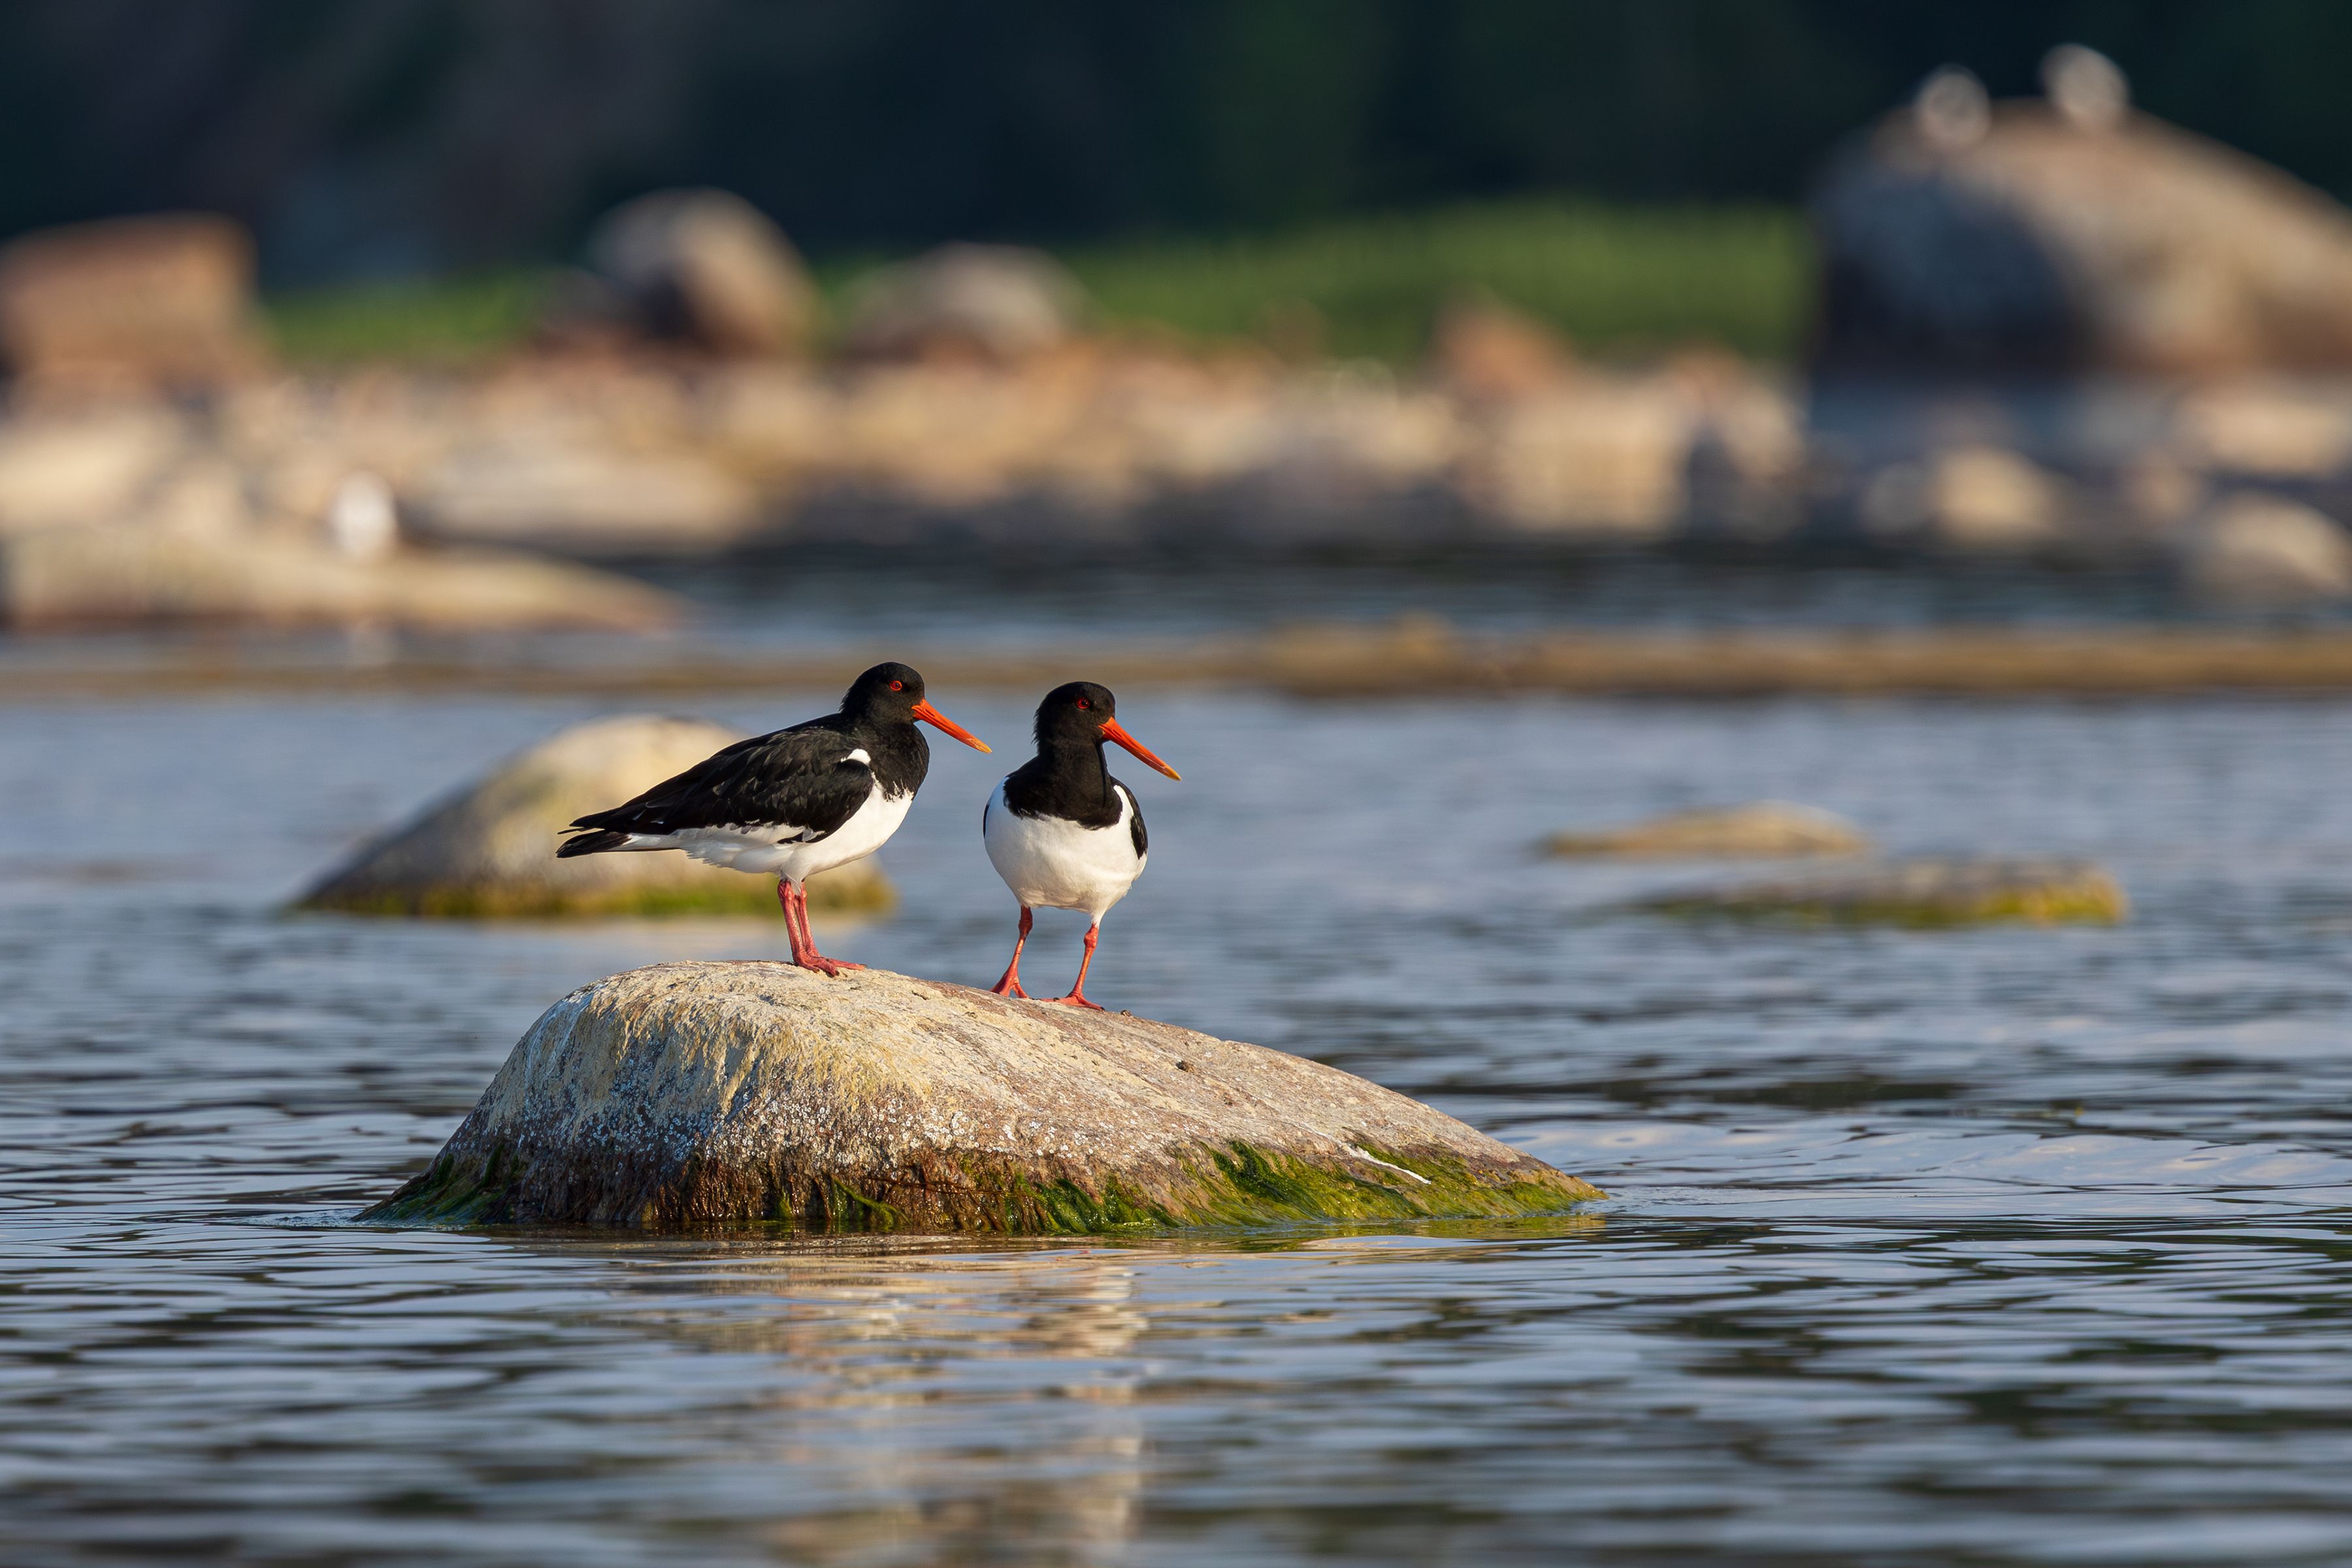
[
  {"left": 0, "top": 407, "right": 186, "bottom": 534},
  {"left": 1546, "top": 802, "right": 1870, "bottom": 859},
  {"left": 1857, "top": 445, "right": 2066, "bottom": 551},
  {"left": 841, "top": 244, "right": 1087, "bottom": 363},
  {"left": 408, "top": 440, "right": 762, "bottom": 554},
  {"left": 2180, "top": 493, "right": 2352, "bottom": 604},
  {"left": 1425, "top": 295, "right": 1573, "bottom": 399},
  {"left": 585, "top": 189, "right": 817, "bottom": 356},
  {"left": 297, "top": 715, "right": 890, "bottom": 919},
  {"left": 1813, "top": 69, "right": 2352, "bottom": 374},
  {"left": 0, "top": 214, "right": 266, "bottom": 387},
  {"left": 1642, "top": 857, "right": 2128, "bottom": 926},
  {"left": 362, "top": 962, "right": 1600, "bottom": 1229},
  {"left": 0, "top": 528, "right": 677, "bottom": 633}
]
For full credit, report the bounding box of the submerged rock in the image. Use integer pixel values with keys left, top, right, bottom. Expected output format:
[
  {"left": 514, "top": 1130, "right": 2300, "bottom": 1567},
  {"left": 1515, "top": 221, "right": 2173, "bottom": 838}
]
[
  {"left": 363, "top": 962, "right": 1599, "bottom": 1230},
  {"left": 296, "top": 715, "right": 891, "bottom": 918},
  {"left": 1546, "top": 802, "right": 1870, "bottom": 859},
  {"left": 1642, "top": 857, "right": 2127, "bottom": 926}
]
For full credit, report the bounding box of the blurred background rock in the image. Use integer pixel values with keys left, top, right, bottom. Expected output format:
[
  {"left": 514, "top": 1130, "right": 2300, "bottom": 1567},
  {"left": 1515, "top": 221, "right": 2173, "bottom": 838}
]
[{"left": 9, "top": 1, "right": 2352, "bottom": 632}]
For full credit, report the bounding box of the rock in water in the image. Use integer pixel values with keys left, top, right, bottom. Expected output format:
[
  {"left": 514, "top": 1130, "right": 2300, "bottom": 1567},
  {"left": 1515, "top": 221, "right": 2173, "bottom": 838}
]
[
  {"left": 1547, "top": 802, "right": 1870, "bottom": 858},
  {"left": 1642, "top": 857, "right": 2126, "bottom": 926},
  {"left": 364, "top": 963, "right": 1601, "bottom": 1230},
  {"left": 296, "top": 715, "right": 892, "bottom": 918},
  {"left": 584, "top": 189, "right": 816, "bottom": 356}
]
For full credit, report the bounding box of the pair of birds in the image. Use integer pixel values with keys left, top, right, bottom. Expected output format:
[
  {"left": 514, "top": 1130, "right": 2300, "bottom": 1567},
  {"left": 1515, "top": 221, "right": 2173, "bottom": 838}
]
[{"left": 555, "top": 662, "right": 1179, "bottom": 1007}]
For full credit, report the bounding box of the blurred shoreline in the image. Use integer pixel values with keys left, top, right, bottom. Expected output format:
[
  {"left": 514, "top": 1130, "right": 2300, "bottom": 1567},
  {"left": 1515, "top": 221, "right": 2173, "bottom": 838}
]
[{"left": 20, "top": 622, "right": 2352, "bottom": 701}]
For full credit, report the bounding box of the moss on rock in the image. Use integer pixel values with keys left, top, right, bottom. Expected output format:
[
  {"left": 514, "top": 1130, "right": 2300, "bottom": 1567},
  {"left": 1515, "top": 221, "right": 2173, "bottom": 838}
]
[{"left": 1641, "top": 856, "right": 2127, "bottom": 927}]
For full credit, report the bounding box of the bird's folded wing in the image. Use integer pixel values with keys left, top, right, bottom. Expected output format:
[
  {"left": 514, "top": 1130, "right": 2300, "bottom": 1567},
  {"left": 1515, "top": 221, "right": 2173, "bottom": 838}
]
[{"left": 566, "top": 728, "right": 875, "bottom": 842}]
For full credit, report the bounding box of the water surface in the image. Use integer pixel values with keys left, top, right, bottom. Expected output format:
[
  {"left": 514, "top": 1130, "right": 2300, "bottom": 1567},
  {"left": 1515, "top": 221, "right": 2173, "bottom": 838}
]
[{"left": 7, "top": 690, "right": 2352, "bottom": 1564}]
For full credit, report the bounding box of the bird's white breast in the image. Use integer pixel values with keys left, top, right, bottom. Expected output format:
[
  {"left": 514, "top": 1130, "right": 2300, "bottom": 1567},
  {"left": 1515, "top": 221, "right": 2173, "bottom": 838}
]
[{"left": 983, "top": 780, "right": 1146, "bottom": 920}]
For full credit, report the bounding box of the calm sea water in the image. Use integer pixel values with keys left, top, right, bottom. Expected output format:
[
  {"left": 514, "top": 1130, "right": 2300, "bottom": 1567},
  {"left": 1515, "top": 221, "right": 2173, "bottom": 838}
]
[{"left": 7, "top": 684, "right": 2352, "bottom": 1565}]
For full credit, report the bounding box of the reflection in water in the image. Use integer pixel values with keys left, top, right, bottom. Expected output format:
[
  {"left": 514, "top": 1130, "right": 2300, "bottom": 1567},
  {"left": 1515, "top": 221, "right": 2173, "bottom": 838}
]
[{"left": 7, "top": 691, "right": 2352, "bottom": 1563}]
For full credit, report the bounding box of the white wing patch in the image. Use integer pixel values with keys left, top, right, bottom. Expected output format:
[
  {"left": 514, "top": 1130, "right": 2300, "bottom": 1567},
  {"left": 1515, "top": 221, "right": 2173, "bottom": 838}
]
[{"left": 842, "top": 748, "right": 872, "bottom": 766}]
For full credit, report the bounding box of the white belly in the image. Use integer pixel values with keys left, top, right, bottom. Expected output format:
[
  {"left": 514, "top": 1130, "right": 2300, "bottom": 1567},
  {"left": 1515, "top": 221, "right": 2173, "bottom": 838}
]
[
  {"left": 668, "top": 783, "right": 912, "bottom": 883},
  {"left": 983, "top": 780, "right": 1145, "bottom": 920}
]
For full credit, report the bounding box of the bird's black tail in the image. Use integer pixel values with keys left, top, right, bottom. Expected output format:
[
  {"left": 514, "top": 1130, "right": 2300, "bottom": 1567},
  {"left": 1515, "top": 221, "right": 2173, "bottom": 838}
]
[{"left": 557, "top": 830, "right": 634, "bottom": 858}]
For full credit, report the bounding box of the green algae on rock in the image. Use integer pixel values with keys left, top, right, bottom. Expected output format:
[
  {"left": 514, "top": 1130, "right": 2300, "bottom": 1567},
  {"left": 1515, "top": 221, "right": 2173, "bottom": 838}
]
[
  {"left": 1545, "top": 801, "right": 1870, "bottom": 859},
  {"left": 295, "top": 714, "right": 892, "bottom": 919},
  {"left": 1640, "top": 857, "right": 2127, "bottom": 927},
  {"left": 363, "top": 962, "right": 1601, "bottom": 1231}
]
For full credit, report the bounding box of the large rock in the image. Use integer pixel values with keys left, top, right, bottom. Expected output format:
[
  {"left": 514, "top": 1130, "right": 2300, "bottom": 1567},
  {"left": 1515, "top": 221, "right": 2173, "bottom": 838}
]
[
  {"left": 584, "top": 189, "right": 817, "bottom": 356},
  {"left": 0, "top": 528, "right": 676, "bottom": 632},
  {"left": 1547, "top": 802, "right": 1870, "bottom": 858},
  {"left": 840, "top": 244, "right": 1087, "bottom": 363},
  {"left": 1813, "top": 54, "right": 2352, "bottom": 375},
  {"left": 1642, "top": 857, "right": 2127, "bottom": 926},
  {"left": 363, "top": 962, "right": 1599, "bottom": 1229},
  {"left": 0, "top": 214, "right": 266, "bottom": 386},
  {"left": 297, "top": 715, "right": 891, "bottom": 919}
]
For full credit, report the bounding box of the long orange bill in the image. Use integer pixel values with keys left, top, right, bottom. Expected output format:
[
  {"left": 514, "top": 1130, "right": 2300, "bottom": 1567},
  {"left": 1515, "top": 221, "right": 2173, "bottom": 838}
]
[
  {"left": 1100, "top": 717, "right": 1181, "bottom": 779},
  {"left": 910, "top": 699, "right": 990, "bottom": 752}
]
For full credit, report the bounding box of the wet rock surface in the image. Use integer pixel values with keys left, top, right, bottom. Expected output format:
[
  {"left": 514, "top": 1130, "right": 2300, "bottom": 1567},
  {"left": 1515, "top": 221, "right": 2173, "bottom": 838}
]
[
  {"left": 365, "top": 962, "right": 1599, "bottom": 1230},
  {"left": 1642, "top": 856, "right": 2128, "bottom": 926},
  {"left": 297, "top": 715, "right": 890, "bottom": 918},
  {"left": 1546, "top": 802, "right": 1870, "bottom": 859}
]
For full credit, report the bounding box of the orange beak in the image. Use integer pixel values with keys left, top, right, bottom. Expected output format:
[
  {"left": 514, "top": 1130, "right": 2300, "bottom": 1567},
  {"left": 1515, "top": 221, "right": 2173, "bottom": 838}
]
[
  {"left": 1100, "top": 717, "right": 1180, "bottom": 779},
  {"left": 911, "top": 699, "right": 990, "bottom": 753}
]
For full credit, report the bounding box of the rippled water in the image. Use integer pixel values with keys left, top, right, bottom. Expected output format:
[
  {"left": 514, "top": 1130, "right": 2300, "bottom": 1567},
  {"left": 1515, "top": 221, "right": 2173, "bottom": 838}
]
[{"left": 8, "top": 687, "right": 2352, "bottom": 1564}]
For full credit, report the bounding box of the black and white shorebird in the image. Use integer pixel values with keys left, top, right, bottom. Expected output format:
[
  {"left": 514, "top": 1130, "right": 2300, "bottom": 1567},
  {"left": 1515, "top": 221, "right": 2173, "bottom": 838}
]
[
  {"left": 983, "top": 681, "right": 1181, "bottom": 1009},
  {"left": 556, "top": 662, "right": 990, "bottom": 975}
]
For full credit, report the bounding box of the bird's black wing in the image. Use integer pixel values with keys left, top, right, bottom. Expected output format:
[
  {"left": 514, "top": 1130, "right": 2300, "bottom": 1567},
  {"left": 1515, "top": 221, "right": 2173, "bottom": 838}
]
[{"left": 566, "top": 721, "right": 875, "bottom": 842}]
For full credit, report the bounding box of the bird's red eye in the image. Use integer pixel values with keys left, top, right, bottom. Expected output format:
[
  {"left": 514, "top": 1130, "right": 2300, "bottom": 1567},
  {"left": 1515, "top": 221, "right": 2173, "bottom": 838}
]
[
  {"left": 889, "top": 680, "right": 904, "bottom": 691},
  {"left": 1075, "top": 698, "right": 1090, "bottom": 710}
]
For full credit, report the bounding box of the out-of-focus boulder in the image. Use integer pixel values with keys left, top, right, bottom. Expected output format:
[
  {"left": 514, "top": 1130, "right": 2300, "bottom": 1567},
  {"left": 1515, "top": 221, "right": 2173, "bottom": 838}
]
[
  {"left": 295, "top": 715, "right": 892, "bottom": 919},
  {"left": 583, "top": 189, "right": 817, "bottom": 356},
  {"left": 1644, "top": 857, "right": 2128, "bottom": 926},
  {"left": 1857, "top": 445, "right": 2065, "bottom": 550},
  {"left": 841, "top": 245, "right": 1087, "bottom": 363},
  {"left": 0, "top": 527, "right": 678, "bottom": 632},
  {"left": 408, "top": 440, "right": 762, "bottom": 554},
  {"left": 1546, "top": 803, "right": 1870, "bottom": 859},
  {"left": 1456, "top": 378, "right": 1694, "bottom": 537},
  {"left": 1425, "top": 296, "right": 1573, "bottom": 400},
  {"left": 0, "top": 215, "right": 266, "bottom": 387},
  {"left": 1813, "top": 49, "right": 2352, "bottom": 375},
  {"left": 0, "top": 407, "right": 186, "bottom": 534},
  {"left": 2179, "top": 493, "right": 2352, "bottom": 604}
]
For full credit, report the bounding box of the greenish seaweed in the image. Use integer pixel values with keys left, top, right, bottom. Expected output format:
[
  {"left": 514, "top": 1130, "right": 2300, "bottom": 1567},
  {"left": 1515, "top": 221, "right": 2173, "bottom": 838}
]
[{"left": 362, "top": 1138, "right": 1601, "bottom": 1233}]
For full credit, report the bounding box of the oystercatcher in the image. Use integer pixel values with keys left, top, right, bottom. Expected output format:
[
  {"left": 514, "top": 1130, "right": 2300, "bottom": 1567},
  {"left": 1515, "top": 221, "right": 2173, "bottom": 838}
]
[
  {"left": 556, "top": 662, "right": 989, "bottom": 975},
  {"left": 983, "top": 681, "right": 1180, "bottom": 1008}
]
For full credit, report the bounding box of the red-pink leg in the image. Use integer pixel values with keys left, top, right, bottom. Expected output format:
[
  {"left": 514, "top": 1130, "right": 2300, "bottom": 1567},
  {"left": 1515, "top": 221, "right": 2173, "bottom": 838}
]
[
  {"left": 989, "top": 907, "right": 1034, "bottom": 998},
  {"left": 780, "top": 879, "right": 858, "bottom": 977},
  {"left": 1049, "top": 923, "right": 1105, "bottom": 1010}
]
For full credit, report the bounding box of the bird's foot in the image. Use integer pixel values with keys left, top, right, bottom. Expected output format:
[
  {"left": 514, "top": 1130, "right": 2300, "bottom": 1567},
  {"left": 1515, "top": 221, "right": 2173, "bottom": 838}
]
[
  {"left": 988, "top": 977, "right": 1031, "bottom": 998},
  {"left": 796, "top": 953, "right": 861, "bottom": 978},
  {"left": 1048, "top": 993, "right": 1105, "bottom": 1011}
]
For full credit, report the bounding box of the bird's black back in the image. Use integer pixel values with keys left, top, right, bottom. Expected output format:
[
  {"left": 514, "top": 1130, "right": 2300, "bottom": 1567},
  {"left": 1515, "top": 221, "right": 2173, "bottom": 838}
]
[{"left": 569, "top": 708, "right": 928, "bottom": 842}]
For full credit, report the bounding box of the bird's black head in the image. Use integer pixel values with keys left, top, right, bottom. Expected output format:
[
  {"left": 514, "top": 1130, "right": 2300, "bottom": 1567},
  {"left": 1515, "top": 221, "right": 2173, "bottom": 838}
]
[
  {"left": 842, "top": 662, "right": 991, "bottom": 751},
  {"left": 843, "top": 662, "right": 926, "bottom": 722},
  {"left": 1033, "top": 681, "right": 1180, "bottom": 778}
]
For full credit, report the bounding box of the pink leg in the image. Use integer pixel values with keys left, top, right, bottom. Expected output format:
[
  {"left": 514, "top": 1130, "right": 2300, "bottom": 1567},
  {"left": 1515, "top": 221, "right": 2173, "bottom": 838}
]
[
  {"left": 1049, "top": 923, "right": 1106, "bottom": 1010},
  {"left": 778, "top": 879, "right": 859, "bottom": 977},
  {"left": 989, "top": 907, "right": 1034, "bottom": 998}
]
